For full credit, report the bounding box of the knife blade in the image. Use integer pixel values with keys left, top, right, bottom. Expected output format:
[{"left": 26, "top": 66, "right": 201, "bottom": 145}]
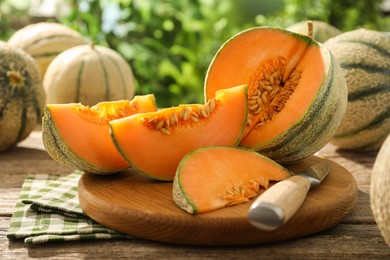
[{"left": 247, "top": 162, "right": 331, "bottom": 231}]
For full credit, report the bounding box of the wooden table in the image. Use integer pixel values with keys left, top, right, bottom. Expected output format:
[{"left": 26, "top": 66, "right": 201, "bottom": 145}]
[{"left": 1, "top": 128, "right": 389, "bottom": 259}]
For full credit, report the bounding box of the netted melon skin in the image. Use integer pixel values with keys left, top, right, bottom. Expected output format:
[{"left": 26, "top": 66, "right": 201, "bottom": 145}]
[
  {"left": 0, "top": 44, "right": 45, "bottom": 152},
  {"left": 326, "top": 29, "right": 390, "bottom": 151},
  {"left": 370, "top": 134, "right": 390, "bottom": 246}
]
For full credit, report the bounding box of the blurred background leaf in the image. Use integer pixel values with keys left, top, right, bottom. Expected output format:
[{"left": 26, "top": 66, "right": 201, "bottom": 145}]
[{"left": 1, "top": 0, "right": 390, "bottom": 107}]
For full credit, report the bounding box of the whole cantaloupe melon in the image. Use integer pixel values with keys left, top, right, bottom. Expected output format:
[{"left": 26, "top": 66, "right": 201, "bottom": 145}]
[
  {"left": 287, "top": 20, "right": 341, "bottom": 43},
  {"left": 325, "top": 29, "right": 390, "bottom": 151},
  {"left": 370, "top": 134, "right": 390, "bottom": 246},
  {"left": 7, "top": 22, "right": 86, "bottom": 80},
  {"left": 0, "top": 44, "right": 45, "bottom": 152},
  {"left": 44, "top": 44, "right": 135, "bottom": 106}
]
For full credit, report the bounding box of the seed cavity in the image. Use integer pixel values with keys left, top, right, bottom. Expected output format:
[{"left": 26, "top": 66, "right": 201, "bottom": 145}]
[
  {"left": 247, "top": 56, "right": 302, "bottom": 128},
  {"left": 223, "top": 181, "right": 262, "bottom": 206},
  {"left": 76, "top": 100, "right": 140, "bottom": 126},
  {"left": 141, "top": 100, "right": 219, "bottom": 135}
]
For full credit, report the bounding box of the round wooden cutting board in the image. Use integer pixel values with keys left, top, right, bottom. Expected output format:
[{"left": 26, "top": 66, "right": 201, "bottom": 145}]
[{"left": 78, "top": 156, "right": 357, "bottom": 246}]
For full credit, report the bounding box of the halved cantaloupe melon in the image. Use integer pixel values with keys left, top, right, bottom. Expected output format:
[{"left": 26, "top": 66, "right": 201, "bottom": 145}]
[
  {"left": 42, "top": 95, "right": 157, "bottom": 174},
  {"left": 109, "top": 85, "right": 248, "bottom": 181},
  {"left": 205, "top": 26, "right": 347, "bottom": 164},
  {"left": 173, "top": 146, "right": 292, "bottom": 214}
]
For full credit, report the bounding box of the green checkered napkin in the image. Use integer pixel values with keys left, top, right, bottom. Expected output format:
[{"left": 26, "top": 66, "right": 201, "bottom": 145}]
[{"left": 7, "top": 171, "right": 133, "bottom": 245}]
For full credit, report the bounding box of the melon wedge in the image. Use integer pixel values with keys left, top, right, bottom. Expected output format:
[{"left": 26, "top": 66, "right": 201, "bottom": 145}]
[
  {"left": 42, "top": 95, "right": 157, "bottom": 174},
  {"left": 205, "top": 26, "right": 347, "bottom": 164},
  {"left": 173, "top": 146, "right": 292, "bottom": 214},
  {"left": 109, "top": 85, "right": 248, "bottom": 181}
]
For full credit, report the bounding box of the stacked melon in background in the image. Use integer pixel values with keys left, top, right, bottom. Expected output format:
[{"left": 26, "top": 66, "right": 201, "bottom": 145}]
[
  {"left": 7, "top": 22, "right": 136, "bottom": 106},
  {"left": 7, "top": 22, "right": 87, "bottom": 80},
  {"left": 288, "top": 20, "right": 390, "bottom": 247},
  {"left": 326, "top": 29, "right": 390, "bottom": 248},
  {"left": 326, "top": 23, "right": 390, "bottom": 248},
  {"left": 323, "top": 29, "right": 390, "bottom": 248},
  {"left": 0, "top": 22, "right": 136, "bottom": 152}
]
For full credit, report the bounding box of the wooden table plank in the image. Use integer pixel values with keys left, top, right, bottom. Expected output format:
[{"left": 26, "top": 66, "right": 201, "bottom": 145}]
[
  {"left": 1, "top": 221, "right": 389, "bottom": 259},
  {"left": 1, "top": 129, "right": 389, "bottom": 259}
]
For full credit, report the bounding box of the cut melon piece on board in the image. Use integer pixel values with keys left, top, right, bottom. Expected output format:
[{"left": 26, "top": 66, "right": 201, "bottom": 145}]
[{"left": 173, "top": 146, "right": 292, "bottom": 214}]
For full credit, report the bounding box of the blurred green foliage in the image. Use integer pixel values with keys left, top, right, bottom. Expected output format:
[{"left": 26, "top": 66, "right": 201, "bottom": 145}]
[
  {"left": 62, "top": 0, "right": 245, "bottom": 107},
  {"left": 1, "top": 0, "right": 390, "bottom": 107}
]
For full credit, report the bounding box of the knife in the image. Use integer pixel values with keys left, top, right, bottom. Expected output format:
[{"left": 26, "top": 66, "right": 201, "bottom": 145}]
[{"left": 248, "top": 162, "right": 331, "bottom": 231}]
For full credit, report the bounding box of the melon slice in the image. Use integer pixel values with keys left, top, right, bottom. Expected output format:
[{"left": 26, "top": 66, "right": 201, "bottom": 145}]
[
  {"left": 109, "top": 85, "right": 248, "bottom": 181},
  {"left": 205, "top": 26, "right": 347, "bottom": 164},
  {"left": 173, "top": 146, "right": 292, "bottom": 214},
  {"left": 42, "top": 95, "right": 157, "bottom": 174}
]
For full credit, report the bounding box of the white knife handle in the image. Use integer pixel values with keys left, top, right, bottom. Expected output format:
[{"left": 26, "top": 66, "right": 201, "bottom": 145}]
[{"left": 248, "top": 175, "right": 311, "bottom": 231}]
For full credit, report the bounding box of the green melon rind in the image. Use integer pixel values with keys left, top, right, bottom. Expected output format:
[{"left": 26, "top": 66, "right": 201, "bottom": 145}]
[
  {"left": 253, "top": 46, "right": 347, "bottom": 163},
  {"left": 42, "top": 106, "right": 126, "bottom": 174},
  {"left": 172, "top": 152, "right": 198, "bottom": 214},
  {"left": 325, "top": 29, "right": 390, "bottom": 151}
]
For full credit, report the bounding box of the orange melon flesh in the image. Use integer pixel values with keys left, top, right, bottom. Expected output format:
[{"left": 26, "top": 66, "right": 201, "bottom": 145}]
[
  {"left": 44, "top": 95, "right": 157, "bottom": 172},
  {"left": 173, "top": 146, "right": 292, "bottom": 214},
  {"left": 205, "top": 27, "right": 325, "bottom": 146},
  {"left": 109, "top": 85, "right": 248, "bottom": 181}
]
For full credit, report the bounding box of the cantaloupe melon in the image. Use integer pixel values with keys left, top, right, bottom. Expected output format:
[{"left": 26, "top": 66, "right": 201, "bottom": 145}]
[
  {"left": 7, "top": 22, "right": 86, "bottom": 79},
  {"left": 110, "top": 85, "right": 248, "bottom": 180},
  {"left": 173, "top": 146, "right": 292, "bottom": 214},
  {"left": 370, "top": 133, "right": 390, "bottom": 246},
  {"left": 43, "top": 44, "right": 135, "bottom": 106},
  {"left": 42, "top": 95, "right": 157, "bottom": 174},
  {"left": 325, "top": 29, "right": 390, "bottom": 151},
  {"left": 0, "top": 43, "right": 45, "bottom": 152},
  {"left": 205, "top": 26, "right": 347, "bottom": 164}
]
